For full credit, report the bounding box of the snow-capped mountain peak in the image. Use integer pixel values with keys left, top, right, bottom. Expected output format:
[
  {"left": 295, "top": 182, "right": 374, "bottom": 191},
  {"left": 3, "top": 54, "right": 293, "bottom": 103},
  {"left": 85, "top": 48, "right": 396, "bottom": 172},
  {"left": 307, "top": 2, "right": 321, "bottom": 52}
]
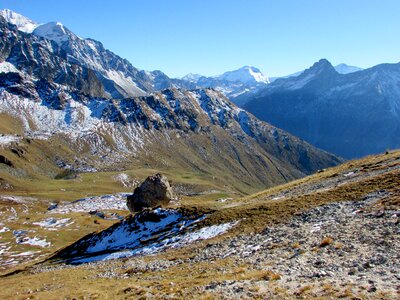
[
  {"left": 33, "top": 21, "right": 76, "bottom": 45},
  {"left": 219, "top": 66, "right": 270, "bottom": 84},
  {"left": 334, "top": 63, "right": 363, "bottom": 74},
  {"left": 0, "top": 9, "right": 38, "bottom": 33},
  {"left": 181, "top": 73, "right": 202, "bottom": 82}
]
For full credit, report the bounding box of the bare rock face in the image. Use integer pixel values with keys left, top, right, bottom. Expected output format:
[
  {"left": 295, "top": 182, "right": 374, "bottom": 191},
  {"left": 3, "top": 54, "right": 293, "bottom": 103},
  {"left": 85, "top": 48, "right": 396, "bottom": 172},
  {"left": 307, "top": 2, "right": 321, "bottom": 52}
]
[{"left": 127, "top": 173, "right": 173, "bottom": 213}]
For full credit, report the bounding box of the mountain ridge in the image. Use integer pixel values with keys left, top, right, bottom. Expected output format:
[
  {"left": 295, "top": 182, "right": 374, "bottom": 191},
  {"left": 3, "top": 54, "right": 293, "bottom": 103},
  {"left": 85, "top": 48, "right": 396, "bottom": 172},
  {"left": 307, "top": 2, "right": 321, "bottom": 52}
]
[
  {"left": 0, "top": 9, "right": 181, "bottom": 98},
  {"left": 242, "top": 59, "right": 400, "bottom": 158},
  {"left": 0, "top": 9, "right": 340, "bottom": 193}
]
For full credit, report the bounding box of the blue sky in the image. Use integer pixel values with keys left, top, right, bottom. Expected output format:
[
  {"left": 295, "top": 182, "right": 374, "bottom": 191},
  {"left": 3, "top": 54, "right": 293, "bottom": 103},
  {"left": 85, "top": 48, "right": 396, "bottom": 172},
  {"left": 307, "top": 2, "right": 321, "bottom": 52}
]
[{"left": 2, "top": 0, "right": 400, "bottom": 78}]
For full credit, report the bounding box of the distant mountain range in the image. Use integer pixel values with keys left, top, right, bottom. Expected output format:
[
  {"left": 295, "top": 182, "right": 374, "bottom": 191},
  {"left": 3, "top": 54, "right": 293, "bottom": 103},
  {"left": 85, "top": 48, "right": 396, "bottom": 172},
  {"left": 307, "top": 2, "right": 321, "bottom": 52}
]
[
  {"left": 242, "top": 59, "right": 400, "bottom": 158},
  {"left": 180, "top": 66, "right": 270, "bottom": 99},
  {"left": 2, "top": 8, "right": 397, "bottom": 165},
  {"left": 180, "top": 64, "right": 363, "bottom": 105},
  {"left": 0, "top": 9, "right": 270, "bottom": 100},
  {"left": 269, "top": 63, "right": 363, "bottom": 83},
  {"left": 0, "top": 9, "right": 340, "bottom": 192}
]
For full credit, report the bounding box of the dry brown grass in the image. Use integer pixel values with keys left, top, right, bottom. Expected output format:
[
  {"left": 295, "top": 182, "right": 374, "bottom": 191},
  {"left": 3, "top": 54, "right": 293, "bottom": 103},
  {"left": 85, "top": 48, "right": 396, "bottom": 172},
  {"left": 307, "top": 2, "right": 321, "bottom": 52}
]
[
  {"left": 259, "top": 270, "right": 282, "bottom": 281},
  {"left": 296, "top": 284, "right": 312, "bottom": 296},
  {"left": 319, "top": 237, "right": 334, "bottom": 247},
  {"left": 334, "top": 242, "right": 344, "bottom": 249},
  {"left": 292, "top": 241, "right": 301, "bottom": 249},
  {"left": 202, "top": 165, "right": 400, "bottom": 234}
]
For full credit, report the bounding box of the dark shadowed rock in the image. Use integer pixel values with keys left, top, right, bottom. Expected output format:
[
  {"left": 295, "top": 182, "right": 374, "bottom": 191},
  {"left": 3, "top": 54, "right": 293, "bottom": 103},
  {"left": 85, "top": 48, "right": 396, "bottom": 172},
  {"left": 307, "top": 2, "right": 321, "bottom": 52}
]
[
  {"left": 0, "top": 155, "right": 13, "bottom": 167},
  {"left": 127, "top": 173, "right": 173, "bottom": 213}
]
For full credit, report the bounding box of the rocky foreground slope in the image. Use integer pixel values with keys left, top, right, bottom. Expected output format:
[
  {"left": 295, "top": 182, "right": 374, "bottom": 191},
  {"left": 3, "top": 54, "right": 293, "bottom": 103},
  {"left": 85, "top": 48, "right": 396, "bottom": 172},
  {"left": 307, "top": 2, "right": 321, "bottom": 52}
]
[{"left": 1, "top": 151, "right": 398, "bottom": 299}]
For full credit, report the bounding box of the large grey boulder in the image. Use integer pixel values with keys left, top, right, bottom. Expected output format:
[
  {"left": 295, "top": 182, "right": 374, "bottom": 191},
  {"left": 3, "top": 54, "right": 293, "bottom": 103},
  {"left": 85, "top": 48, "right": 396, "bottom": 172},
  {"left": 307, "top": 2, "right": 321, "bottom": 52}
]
[{"left": 126, "top": 173, "right": 173, "bottom": 213}]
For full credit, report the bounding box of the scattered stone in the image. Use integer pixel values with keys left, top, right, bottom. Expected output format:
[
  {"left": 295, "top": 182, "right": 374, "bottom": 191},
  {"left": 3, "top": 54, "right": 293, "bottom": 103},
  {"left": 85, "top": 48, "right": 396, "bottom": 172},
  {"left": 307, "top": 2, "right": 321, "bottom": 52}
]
[{"left": 0, "top": 178, "right": 13, "bottom": 190}]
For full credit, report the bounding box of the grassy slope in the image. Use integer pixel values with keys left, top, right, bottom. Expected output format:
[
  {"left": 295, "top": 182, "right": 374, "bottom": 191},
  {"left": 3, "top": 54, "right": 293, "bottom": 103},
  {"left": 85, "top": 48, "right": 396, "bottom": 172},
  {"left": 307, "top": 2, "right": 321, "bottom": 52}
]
[
  {"left": 0, "top": 105, "right": 342, "bottom": 198},
  {"left": 0, "top": 150, "right": 398, "bottom": 299}
]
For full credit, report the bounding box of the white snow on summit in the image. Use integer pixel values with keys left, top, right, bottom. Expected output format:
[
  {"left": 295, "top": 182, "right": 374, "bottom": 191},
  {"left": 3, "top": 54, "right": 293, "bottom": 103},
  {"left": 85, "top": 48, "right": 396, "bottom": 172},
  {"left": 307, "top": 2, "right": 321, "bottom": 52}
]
[
  {"left": 334, "top": 63, "right": 363, "bottom": 74},
  {"left": 0, "top": 9, "right": 38, "bottom": 33},
  {"left": 33, "top": 22, "right": 71, "bottom": 45},
  {"left": 181, "top": 73, "right": 202, "bottom": 82},
  {"left": 218, "top": 66, "right": 270, "bottom": 84}
]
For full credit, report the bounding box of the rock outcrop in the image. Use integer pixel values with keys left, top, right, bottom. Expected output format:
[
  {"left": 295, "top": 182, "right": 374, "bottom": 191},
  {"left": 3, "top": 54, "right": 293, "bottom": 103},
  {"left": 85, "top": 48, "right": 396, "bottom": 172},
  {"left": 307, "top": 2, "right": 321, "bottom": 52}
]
[{"left": 127, "top": 174, "right": 173, "bottom": 213}]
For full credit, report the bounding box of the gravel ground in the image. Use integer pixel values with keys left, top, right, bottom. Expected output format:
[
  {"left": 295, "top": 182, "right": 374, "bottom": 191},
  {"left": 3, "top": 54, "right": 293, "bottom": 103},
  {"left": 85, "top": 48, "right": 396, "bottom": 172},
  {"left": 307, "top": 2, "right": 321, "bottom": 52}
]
[
  {"left": 33, "top": 189, "right": 399, "bottom": 299},
  {"left": 193, "top": 192, "right": 399, "bottom": 298}
]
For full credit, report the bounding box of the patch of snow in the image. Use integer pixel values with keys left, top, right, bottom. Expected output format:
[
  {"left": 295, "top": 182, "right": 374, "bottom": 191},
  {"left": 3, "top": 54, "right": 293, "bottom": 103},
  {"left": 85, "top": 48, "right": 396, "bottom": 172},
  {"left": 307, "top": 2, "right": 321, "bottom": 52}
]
[
  {"left": 0, "top": 90, "right": 146, "bottom": 155},
  {"left": 71, "top": 219, "right": 237, "bottom": 264},
  {"left": 86, "top": 40, "right": 98, "bottom": 52},
  {"left": 175, "top": 221, "right": 238, "bottom": 244},
  {"left": 0, "top": 134, "right": 22, "bottom": 146},
  {"left": 11, "top": 251, "right": 38, "bottom": 256},
  {"left": 0, "top": 244, "right": 12, "bottom": 255},
  {"left": 0, "top": 195, "right": 36, "bottom": 203},
  {"left": 12, "top": 230, "right": 28, "bottom": 236},
  {"left": 86, "top": 208, "right": 187, "bottom": 254},
  {"left": 343, "top": 171, "right": 355, "bottom": 177},
  {"left": 106, "top": 70, "right": 145, "bottom": 96},
  {"left": 16, "top": 236, "right": 51, "bottom": 247},
  {"left": 0, "top": 62, "right": 20, "bottom": 74},
  {"left": 216, "top": 198, "right": 232, "bottom": 203},
  {"left": 0, "top": 227, "right": 10, "bottom": 233},
  {"left": 33, "top": 218, "right": 73, "bottom": 229},
  {"left": 52, "top": 193, "right": 129, "bottom": 214}
]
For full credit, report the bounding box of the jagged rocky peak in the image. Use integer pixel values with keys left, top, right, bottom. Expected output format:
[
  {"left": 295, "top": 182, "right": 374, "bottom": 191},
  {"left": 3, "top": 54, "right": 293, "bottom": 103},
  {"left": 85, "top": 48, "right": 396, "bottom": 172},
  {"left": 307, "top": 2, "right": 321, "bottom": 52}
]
[
  {"left": 0, "top": 9, "right": 37, "bottom": 33},
  {"left": 266, "top": 58, "right": 339, "bottom": 91},
  {"left": 303, "top": 59, "right": 338, "bottom": 77}
]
